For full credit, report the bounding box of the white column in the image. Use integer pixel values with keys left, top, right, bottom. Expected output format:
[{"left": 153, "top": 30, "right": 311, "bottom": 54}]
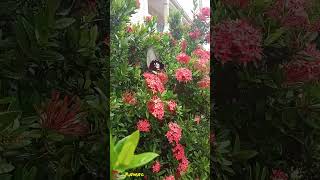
[
  {"left": 130, "top": 0, "right": 149, "bottom": 24},
  {"left": 163, "top": 0, "right": 170, "bottom": 32}
]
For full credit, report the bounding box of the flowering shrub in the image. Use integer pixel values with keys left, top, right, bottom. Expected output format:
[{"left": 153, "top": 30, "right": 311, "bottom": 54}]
[
  {"left": 214, "top": 0, "right": 320, "bottom": 179},
  {"left": 0, "top": 0, "right": 109, "bottom": 179},
  {"left": 111, "top": 0, "right": 210, "bottom": 179}
]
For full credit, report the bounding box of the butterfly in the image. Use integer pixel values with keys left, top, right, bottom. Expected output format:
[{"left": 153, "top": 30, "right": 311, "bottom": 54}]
[{"left": 147, "top": 47, "right": 165, "bottom": 73}]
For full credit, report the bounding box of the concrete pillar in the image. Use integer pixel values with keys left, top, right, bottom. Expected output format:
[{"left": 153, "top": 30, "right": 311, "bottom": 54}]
[{"left": 163, "top": 0, "right": 170, "bottom": 32}]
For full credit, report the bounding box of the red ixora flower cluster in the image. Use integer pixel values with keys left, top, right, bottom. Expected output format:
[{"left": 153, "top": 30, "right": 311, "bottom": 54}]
[
  {"left": 197, "top": 76, "right": 210, "bottom": 89},
  {"left": 284, "top": 44, "right": 320, "bottom": 84},
  {"left": 193, "top": 48, "right": 210, "bottom": 60},
  {"left": 166, "top": 122, "right": 189, "bottom": 175},
  {"left": 175, "top": 68, "right": 193, "bottom": 82},
  {"left": 181, "top": 40, "right": 187, "bottom": 53},
  {"left": 136, "top": 119, "right": 151, "bottom": 132},
  {"left": 266, "top": 0, "right": 310, "bottom": 29},
  {"left": 35, "top": 91, "right": 89, "bottom": 136},
  {"left": 222, "top": 0, "right": 249, "bottom": 8},
  {"left": 213, "top": 19, "right": 262, "bottom": 65},
  {"left": 271, "top": 169, "right": 288, "bottom": 180},
  {"left": 189, "top": 28, "right": 201, "bottom": 40},
  {"left": 122, "top": 91, "right": 137, "bottom": 105},
  {"left": 197, "top": 7, "right": 210, "bottom": 21},
  {"left": 147, "top": 96, "right": 165, "bottom": 121},
  {"left": 163, "top": 175, "right": 175, "bottom": 180},
  {"left": 151, "top": 161, "right": 161, "bottom": 173},
  {"left": 176, "top": 53, "right": 191, "bottom": 64},
  {"left": 143, "top": 72, "right": 165, "bottom": 94},
  {"left": 166, "top": 122, "right": 182, "bottom": 144},
  {"left": 167, "top": 100, "right": 177, "bottom": 113}
]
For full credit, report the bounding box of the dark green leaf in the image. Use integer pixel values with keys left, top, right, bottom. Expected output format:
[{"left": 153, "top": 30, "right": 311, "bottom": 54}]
[{"left": 54, "top": 18, "right": 76, "bottom": 29}]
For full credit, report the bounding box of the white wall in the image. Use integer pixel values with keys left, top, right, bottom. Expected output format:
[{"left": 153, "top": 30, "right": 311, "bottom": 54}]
[{"left": 130, "top": 0, "right": 150, "bottom": 24}]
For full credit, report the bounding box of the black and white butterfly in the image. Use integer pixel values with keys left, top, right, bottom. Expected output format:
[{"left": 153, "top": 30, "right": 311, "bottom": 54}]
[{"left": 147, "top": 47, "right": 165, "bottom": 73}]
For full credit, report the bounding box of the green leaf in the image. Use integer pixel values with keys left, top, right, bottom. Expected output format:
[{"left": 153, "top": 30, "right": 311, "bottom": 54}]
[
  {"left": 232, "top": 150, "right": 258, "bottom": 162},
  {"left": 39, "top": 50, "right": 64, "bottom": 61},
  {"left": 0, "top": 174, "right": 12, "bottom": 180},
  {"left": 261, "top": 167, "right": 267, "bottom": 180},
  {"left": 233, "top": 134, "right": 240, "bottom": 153},
  {"left": 110, "top": 135, "right": 117, "bottom": 168},
  {"left": 0, "top": 111, "right": 21, "bottom": 131},
  {"left": 90, "top": 25, "right": 98, "bottom": 47},
  {"left": 114, "top": 131, "right": 139, "bottom": 170},
  {"left": 125, "top": 152, "right": 159, "bottom": 170},
  {"left": 47, "top": 0, "right": 61, "bottom": 25},
  {"left": 47, "top": 132, "right": 64, "bottom": 141},
  {"left": 0, "top": 163, "right": 14, "bottom": 174},
  {"left": 264, "top": 28, "right": 285, "bottom": 46},
  {"left": 54, "top": 18, "right": 76, "bottom": 29},
  {"left": 15, "top": 20, "right": 30, "bottom": 56}
]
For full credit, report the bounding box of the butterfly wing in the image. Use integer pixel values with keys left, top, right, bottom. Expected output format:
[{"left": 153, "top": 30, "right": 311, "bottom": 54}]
[{"left": 147, "top": 47, "right": 157, "bottom": 69}]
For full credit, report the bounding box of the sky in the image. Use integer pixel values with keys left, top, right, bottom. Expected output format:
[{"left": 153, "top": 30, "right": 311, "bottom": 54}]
[{"left": 176, "top": 0, "right": 210, "bottom": 18}]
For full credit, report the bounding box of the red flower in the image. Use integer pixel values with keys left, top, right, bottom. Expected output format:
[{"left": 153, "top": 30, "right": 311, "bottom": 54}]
[
  {"left": 35, "top": 91, "right": 89, "bottom": 136},
  {"left": 308, "top": 19, "right": 320, "bottom": 32},
  {"left": 166, "top": 122, "right": 182, "bottom": 144},
  {"left": 145, "top": 16, "right": 152, "bottom": 23},
  {"left": 200, "top": 7, "right": 210, "bottom": 17},
  {"left": 136, "top": 119, "right": 151, "bottom": 132},
  {"left": 157, "top": 72, "right": 168, "bottom": 84},
  {"left": 281, "top": 13, "right": 308, "bottom": 28},
  {"left": 122, "top": 91, "right": 137, "bottom": 105},
  {"left": 194, "top": 115, "right": 201, "bottom": 124},
  {"left": 265, "top": 0, "right": 285, "bottom": 20},
  {"left": 284, "top": 44, "right": 320, "bottom": 84},
  {"left": 126, "top": 26, "right": 133, "bottom": 33},
  {"left": 147, "top": 96, "right": 165, "bottom": 121},
  {"left": 175, "top": 68, "right": 192, "bottom": 83},
  {"left": 189, "top": 28, "right": 201, "bottom": 40},
  {"left": 177, "top": 157, "right": 189, "bottom": 174},
  {"left": 193, "top": 48, "right": 210, "bottom": 60},
  {"left": 143, "top": 72, "right": 165, "bottom": 94},
  {"left": 194, "top": 59, "right": 210, "bottom": 74},
  {"left": 172, "top": 143, "right": 185, "bottom": 160},
  {"left": 167, "top": 100, "right": 177, "bottom": 113},
  {"left": 181, "top": 40, "right": 187, "bottom": 52},
  {"left": 163, "top": 175, "right": 175, "bottom": 180},
  {"left": 197, "top": 14, "right": 207, "bottom": 21},
  {"left": 151, "top": 161, "right": 161, "bottom": 173},
  {"left": 271, "top": 169, "right": 288, "bottom": 180},
  {"left": 197, "top": 76, "right": 210, "bottom": 89},
  {"left": 213, "top": 19, "right": 262, "bottom": 65},
  {"left": 176, "top": 53, "right": 191, "bottom": 64}
]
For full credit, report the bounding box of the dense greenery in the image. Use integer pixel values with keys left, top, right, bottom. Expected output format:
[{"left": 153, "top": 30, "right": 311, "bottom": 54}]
[
  {"left": 111, "top": 0, "right": 210, "bottom": 179},
  {"left": 213, "top": 0, "right": 320, "bottom": 180},
  {"left": 0, "top": 0, "right": 108, "bottom": 179}
]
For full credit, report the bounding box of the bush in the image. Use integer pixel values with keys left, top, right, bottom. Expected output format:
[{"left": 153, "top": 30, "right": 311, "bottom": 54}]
[
  {"left": 213, "top": 0, "right": 320, "bottom": 179},
  {"left": 110, "top": 0, "right": 210, "bottom": 179},
  {"left": 0, "top": 0, "right": 108, "bottom": 179}
]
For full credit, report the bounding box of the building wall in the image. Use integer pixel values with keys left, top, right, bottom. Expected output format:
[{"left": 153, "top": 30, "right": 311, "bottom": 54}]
[{"left": 130, "top": 0, "right": 205, "bottom": 31}]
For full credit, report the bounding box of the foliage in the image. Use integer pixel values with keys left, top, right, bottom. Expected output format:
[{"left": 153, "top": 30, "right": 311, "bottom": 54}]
[
  {"left": 213, "top": 0, "right": 320, "bottom": 179},
  {"left": 168, "top": 10, "right": 183, "bottom": 40},
  {"left": 110, "top": 130, "right": 159, "bottom": 179},
  {"left": 110, "top": 0, "right": 210, "bottom": 179},
  {"left": 0, "top": 0, "right": 108, "bottom": 179}
]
